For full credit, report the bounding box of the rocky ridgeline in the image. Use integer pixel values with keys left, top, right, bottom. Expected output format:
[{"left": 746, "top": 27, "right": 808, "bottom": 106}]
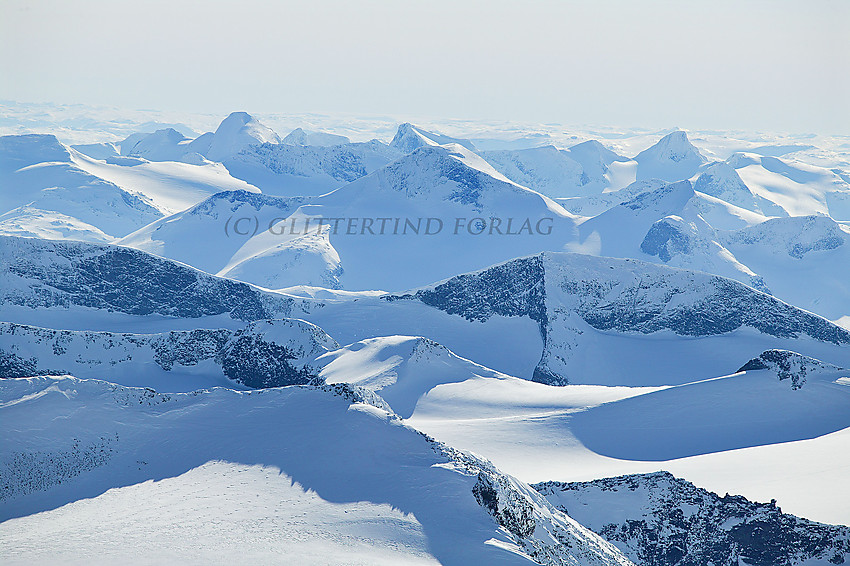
[
  {"left": 0, "top": 236, "right": 292, "bottom": 319},
  {"left": 535, "top": 471, "right": 850, "bottom": 566},
  {"left": 0, "top": 320, "right": 337, "bottom": 389},
  {"left": 390, "top": 251, "right": 850, "bottom": 384}
]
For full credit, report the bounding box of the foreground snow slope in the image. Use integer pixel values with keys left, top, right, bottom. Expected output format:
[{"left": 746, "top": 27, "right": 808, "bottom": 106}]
[
  {"left": 406, "top": 351, "right": 850, "bottom": 525},
  {"left": 0, "top": 376, "right": 633, "bottom": 566}
]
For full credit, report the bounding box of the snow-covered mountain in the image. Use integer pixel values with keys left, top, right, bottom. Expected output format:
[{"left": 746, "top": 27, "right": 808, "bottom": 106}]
[
  {"left": 726, "top": 152, "right": 850, "bottom": 219},
  {"left": 389, "top": 122, "right": 478, "bottom": 153},
  {"left": 200, "top": 111, "right": 282, "bottom": 162},
  {"left": 722, "top": 215, "right": 850, "bottom": 321},
  {"left": 482, "top": 141, "right": 631, "bottom": 198},
  {"left": 117, "top": 190, "right": 312, "bottom": 280},
  {"left": 121, "top": 143, "right": 579, "bottom": 291},
  {"left": 318, "top": 335, "right": 515, "bottom": 418},
  {"left": 0, "top": 375, "right": 634, "bottom": 566},
  {"left": 4, "top": 235, "right": 847, "bottom": 387},
  {"left": 120, "top": 127, "right": 193, "bottom": 162},
  {"left": 282, "top": 127, "right": 351, "bottom": 147},
  {"left": 634, "top": 131, "right": 707, "bottom": 182},
  {"left": 482, "top": 145, "right": 588, "bottom": 197},
  {"left": 536, "top": 471, "right": 850, "bottom": 566},
  {"left": 694, "top": 161, "right": 788, "bottom": 216},
  {"left": 222, "top": 139, "right": 401, "bottom": 196},
  {"left": 0, "top": 235, "right": 294, "bottom": 326},
  {"left": 385, "top": 252, "right": 849, "bottom": 386}
]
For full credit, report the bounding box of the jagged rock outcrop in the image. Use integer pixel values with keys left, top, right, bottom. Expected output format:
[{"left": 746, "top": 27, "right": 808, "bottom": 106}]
[
  {"left": 535, "top": 472, "right": 850, "bottom": 566},
  {"left": 738, "top": 349, "right": 847, "bottom": 390}
]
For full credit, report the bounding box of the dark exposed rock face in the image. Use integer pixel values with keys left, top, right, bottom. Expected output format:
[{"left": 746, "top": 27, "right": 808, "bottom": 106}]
[
  {"left": 0, "top": 236, "right": 292, "bottom": 320},
  {"left": 640, "top": 219, "right": 693, "bottom": 262},
  {"left": 473, "top": 471, "right": 536, "bottom": 539},
  {"left": 402, "top": 254, "right": 548, "bottom": 325},
  {"left": 0, "top": 320, "right": 336, "bottom": 388},
  {"left": 739, "top": 349, "right": 846, "bottom": 390},
  {"left": 562, "top": 273, "right": 848, "bottom": 342},
  {"left": 535, "top": 472, "right": 850, "bottom": 566},
  {"left": 216, "top": 331, "right": 314, "bottom": 388}
]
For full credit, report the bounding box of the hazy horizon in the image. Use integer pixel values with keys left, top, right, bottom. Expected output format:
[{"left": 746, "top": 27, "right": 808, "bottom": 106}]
[{"left": 2, "top": 0, "right": 848, "bottom": 134}]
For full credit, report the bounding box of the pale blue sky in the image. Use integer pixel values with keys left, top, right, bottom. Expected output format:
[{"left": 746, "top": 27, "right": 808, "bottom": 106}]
[{"left": 2, "top": 0, "right": 848, "bottom": 133}]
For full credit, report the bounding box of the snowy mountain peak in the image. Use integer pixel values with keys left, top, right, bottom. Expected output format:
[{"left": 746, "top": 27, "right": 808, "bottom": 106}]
[
  {"left": 122, "top": 128, "right": 191, "bottom": 161},
  {"left": 204, "top": 112, "right": 281, "bottom": 162},
  {"left": 216, "top": 111, "right": 254, "bottom": 130},
  {"left": 566, "top": 139, "right": 628, "bottom": 166},
  {"left": 389, "top": 123, "right": 477, "bottom": 154},
  {"left": 318, "top": 334, "right": 508, "bottom": 418},
  {"left": 635, "top": 130, "right": 706, "bottom": 181}
]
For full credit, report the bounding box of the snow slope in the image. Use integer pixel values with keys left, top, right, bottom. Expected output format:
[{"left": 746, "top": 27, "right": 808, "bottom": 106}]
[
  {"left": 0, "top": 376, "right": 633, "bottom": 566},
  {"left": 405, "top": 351, "right": 850, "bottom": 526},
  {"left": 120, "top": 127, "right": 193, "bottom": 162},
  {"left": 569, "top": 352, "right": 850, "bottom": 460},
  {"left": 0, "top": 135, "right": 162, "bottom": 239},
  {"left": 71, "top": 148, "right": 260, "bottom": 215},
  {"left": 694, "top": 161, "right": 788, "bottom": 217},
  {"left": 318, "top": 335, "right": 517, "bottom": 418},
  {"left": 117, "top": 190, "right": 312, "bottom": 277},
  {"left": 727, "top": 152, "right": 850, "bottom": 219}
]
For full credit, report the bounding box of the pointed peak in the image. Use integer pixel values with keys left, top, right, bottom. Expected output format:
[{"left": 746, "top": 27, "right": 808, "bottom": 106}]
[
  {"left": 215, "top": 111, "right": 259, "bottom": 133},
  {"left": 390, "top": 123, "right": 477, "bottom": 154}
]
